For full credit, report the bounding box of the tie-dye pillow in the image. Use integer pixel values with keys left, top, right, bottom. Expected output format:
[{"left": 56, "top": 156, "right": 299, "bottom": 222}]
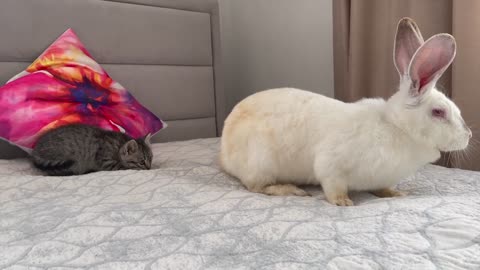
[{"left": 0, "top": 29, "right": 165, "bottom": 153}]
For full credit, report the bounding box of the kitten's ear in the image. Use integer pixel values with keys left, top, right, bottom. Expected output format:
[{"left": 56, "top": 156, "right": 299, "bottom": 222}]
[
  {"left": 144, "top": 133, "right": 152, "bottom": 146},
  {"left": 121, "top": 140, "right": 138, "bottom": 155}
]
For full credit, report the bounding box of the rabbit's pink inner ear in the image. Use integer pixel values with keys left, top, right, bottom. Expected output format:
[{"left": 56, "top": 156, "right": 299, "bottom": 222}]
[
  {"left": 408, "top": 34, "right": 456, "bottom": 96},
  {"left": 394, "top": 18, "right": 424, "bottom": 76}
]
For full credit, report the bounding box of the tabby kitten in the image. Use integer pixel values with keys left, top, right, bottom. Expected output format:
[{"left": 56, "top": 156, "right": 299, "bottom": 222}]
[{"left": 32, "top": 124, "right": 153, "bottom": 176}]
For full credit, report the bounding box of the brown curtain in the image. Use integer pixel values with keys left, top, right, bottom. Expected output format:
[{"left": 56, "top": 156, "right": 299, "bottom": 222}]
[{"left": 333, "top": 0, "right": 480, "bottom": 170}]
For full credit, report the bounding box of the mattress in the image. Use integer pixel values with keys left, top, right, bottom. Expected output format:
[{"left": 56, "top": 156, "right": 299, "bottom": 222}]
[{"left": 0, "top": 138, "right": 479, "bottom": 269}]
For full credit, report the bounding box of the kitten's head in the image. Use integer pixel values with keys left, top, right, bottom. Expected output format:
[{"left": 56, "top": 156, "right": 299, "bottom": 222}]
[{"left": 119, "top": 134, "right": 153, "bottom": 170}]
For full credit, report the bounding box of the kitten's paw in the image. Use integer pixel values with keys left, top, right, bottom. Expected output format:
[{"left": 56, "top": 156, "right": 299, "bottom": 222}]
[{"left": 371, "top": 188, "right": 407, "bottom": 198}]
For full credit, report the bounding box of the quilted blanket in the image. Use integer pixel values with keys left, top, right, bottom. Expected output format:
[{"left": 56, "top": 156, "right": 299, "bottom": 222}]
[{"left": 0, "top": 138, "right": 479, "bottom": 269}]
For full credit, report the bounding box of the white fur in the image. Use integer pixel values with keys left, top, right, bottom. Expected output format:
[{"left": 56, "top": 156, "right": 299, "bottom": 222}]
[{"left": 220, "top": 18, "right": 471, "bottom": 205}]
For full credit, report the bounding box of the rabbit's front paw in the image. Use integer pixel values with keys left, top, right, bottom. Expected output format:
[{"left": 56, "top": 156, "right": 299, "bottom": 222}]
[
  {"left": 370, "top": 188, "right": 406, "bottom": 198},
  {"left": 262, "top": 184, "right": 312, "bottom": 196},
  {"left": 328, "top": 194, "right": 354, "bottom": 206},
  {"left": 322, "top": 179, "right": 353, "bottom": 206}
]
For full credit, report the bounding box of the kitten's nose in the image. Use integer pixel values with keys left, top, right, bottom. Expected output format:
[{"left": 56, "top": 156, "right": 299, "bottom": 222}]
[{"left": 468, "top": 128, "right": 472, "bottom": 138}]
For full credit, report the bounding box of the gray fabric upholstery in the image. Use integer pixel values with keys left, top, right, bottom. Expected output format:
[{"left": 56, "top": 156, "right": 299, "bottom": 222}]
[
  {"left": 104, "top": 65, "right": 215, "bottom": 120},
  {"left": 0, "top": 0, "right": 225, "bottom": 159},
  {"left": 155, "top": 118, "right": 217, "bottom": 141},
  {"left": 107, "top": 0, "right": 219, "bottom": 13},
  {"left": 0, "top": 1, "right": 213, "bottom": 65}
]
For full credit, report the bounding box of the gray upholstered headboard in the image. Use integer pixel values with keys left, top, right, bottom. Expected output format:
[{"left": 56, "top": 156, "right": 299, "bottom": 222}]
[{"left": 0, "top": 0, "right": 225, "bottom": 158}]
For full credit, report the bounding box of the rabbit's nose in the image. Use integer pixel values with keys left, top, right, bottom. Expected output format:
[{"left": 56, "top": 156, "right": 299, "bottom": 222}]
[{"left": 462, "top": 121, "right": 472, "bottom": 138}]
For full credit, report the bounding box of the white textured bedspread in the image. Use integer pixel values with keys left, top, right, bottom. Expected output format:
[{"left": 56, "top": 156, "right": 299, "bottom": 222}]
[{"left": 1, "top": 138, "right": 479, "bottom": 270}]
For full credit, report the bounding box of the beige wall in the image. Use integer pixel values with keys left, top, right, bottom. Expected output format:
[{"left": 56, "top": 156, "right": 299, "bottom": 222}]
[{"left": 219, "top": 0, "right": 334, "bottom": 112}]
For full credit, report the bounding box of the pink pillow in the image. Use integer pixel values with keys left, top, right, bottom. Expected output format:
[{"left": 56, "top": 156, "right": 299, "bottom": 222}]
[{"left": 0, "top": 29, "right": 165, "bottom": 153}]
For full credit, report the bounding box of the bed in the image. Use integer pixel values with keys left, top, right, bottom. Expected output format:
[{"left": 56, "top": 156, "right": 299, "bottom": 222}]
[{"left": 1, "top": 1, "right": 479, "bottom": 269}]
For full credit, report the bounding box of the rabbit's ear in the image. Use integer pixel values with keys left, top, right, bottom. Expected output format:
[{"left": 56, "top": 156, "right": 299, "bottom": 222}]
[
  {"left": 394, "top": 17, "right": 424, "bottom": 77},
  {"left": 408, "top": 34, "right": 456, "bottom": 97}
]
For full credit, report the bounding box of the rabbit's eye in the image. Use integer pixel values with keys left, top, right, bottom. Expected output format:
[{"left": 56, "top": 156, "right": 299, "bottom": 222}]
[{"left": 432, "top": 108, "right": 446, "bottom": 119}]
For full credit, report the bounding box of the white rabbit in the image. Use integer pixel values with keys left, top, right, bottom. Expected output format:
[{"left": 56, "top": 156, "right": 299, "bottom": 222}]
[{"left": 219, "top": 17, "right": 472, "bottom": 206}]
